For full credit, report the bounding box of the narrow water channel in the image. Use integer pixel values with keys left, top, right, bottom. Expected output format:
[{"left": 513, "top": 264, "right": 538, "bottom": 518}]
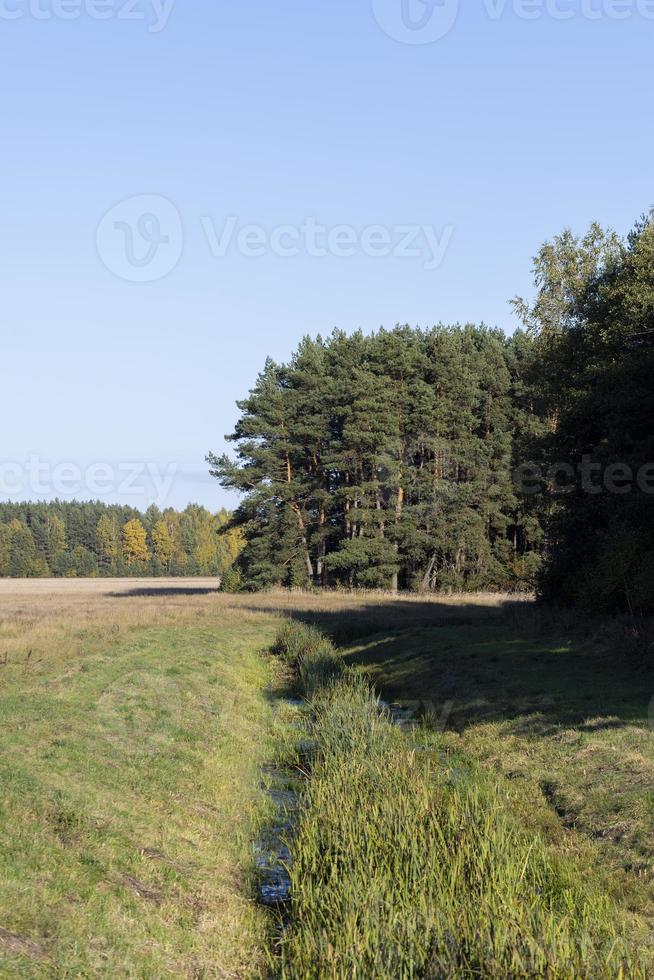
[
  {"left": 254, "top": 694, "right": 419, "bottom": 911},
  {"left": 255, "top": 697, "right": 310, "bottom": 910}
]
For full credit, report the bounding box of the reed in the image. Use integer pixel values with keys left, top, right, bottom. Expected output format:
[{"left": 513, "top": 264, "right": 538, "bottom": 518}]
[{"left": 275, "top": 622, "right": 648, "bottom": 978}]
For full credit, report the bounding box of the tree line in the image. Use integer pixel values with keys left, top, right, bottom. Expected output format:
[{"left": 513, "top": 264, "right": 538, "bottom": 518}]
[
  {"left": 210, "top": 325, "right": 543, "bottom": 593},
  {"left": 211, "top": 213, "right": 654, "bottom": 613},
  {"left": 0, "top": 501, "right": 241, "bottom": 579}
]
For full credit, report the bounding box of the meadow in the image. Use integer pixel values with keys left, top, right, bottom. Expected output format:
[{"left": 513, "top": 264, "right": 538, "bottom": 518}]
[
  {"left": 0, "top": 580, "right": 282, "bottom": 977},
  {"left": 1, "top": 580, "right": 653, "bottom": 976}
]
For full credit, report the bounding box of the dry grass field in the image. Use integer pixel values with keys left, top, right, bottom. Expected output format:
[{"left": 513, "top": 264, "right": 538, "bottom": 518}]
[{"left": 0, "top": 578, "right": 521, "bottom": 685}]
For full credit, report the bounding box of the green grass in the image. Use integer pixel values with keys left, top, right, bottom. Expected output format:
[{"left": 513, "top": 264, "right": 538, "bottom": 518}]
[
  {"left": 0, "top": 606, "right": 280, "bottom": 977},
  {"left": 275, "top": 620, "right": 652, "bottom": 978},
  {"left": 339, "top": 607, "right": 654, "bottom": 922},
  {"left": 4, "top": 587, "right": 654, "bottom": 976}
]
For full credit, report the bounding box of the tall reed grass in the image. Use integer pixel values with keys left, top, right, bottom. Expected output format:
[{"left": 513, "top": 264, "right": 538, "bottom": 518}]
[
  {"left": 273, "top": 621, "right": 648, "bottom": 978},
  {"left": 272, "top": 619, "right": 343, "bottom": 697}
]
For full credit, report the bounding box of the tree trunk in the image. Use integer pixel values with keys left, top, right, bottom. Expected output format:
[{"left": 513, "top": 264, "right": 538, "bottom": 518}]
[
  {"left": 391, "top": 484, "right": 404, "bottom": 593},
  {"left": 316, "top": 507, "right": 326, "bottom": 586},
  {"left": 420, "top": 552, "right": 437, "bottom": 592},
  {"left": 290, "top": 501, "right": 313, "bottom": 583}
]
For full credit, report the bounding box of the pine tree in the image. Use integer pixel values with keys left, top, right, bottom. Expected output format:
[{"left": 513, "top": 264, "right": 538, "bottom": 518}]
[
  {"left": 46, "top": 514, "right": 67, "bottom": 568},
  {"left": 0, "top": 524, "right": 10, "bottom": 576},
  {"left": 9, "top": 520, "right": 36, "bottom": 577},
  {"left": 212, "top": 325, "right": 543, "bottom": 592},
  {"left": 209, "top": 356, "right": 317, "bottom": 588},
  {"left": 96, "top": 514, "right": 119, "bottom": 571}
]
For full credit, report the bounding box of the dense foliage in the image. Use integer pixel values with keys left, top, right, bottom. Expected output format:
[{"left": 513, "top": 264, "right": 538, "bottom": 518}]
[
  {"left": 515, "top": 213, "right": 654, "bottom": 613},
  {"left": 0, "top": 501, "right": 241, "bottom": 578},
  {"left": 210, "top": 325, "right": 544, "bottom": 592},
  {"left": 212, "top": 214, "right": 654, "bottom": 611}
]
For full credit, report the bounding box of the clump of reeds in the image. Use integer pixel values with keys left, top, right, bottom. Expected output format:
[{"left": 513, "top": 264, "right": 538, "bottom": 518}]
[
  {"left": 272, "top": 621, "right": 648, "bottom": 978},
  {"left": 272, "top": 619, "right": 342, "bottom": 698}
]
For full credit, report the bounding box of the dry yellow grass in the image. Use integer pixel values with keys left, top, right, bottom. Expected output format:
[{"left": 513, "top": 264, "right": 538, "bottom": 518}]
[{"left": 0, "top": 578, "right": 524, "bottom": 667}]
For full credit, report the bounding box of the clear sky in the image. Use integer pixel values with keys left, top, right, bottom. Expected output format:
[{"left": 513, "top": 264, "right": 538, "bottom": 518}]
[{"left": 1, "top": 0, "right": 651, "bottom": 511}]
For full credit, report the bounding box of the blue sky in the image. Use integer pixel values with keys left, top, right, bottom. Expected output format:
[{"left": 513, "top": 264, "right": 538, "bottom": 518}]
[{"left": 1, "top": 0, "right": 651, "bottom": 511}]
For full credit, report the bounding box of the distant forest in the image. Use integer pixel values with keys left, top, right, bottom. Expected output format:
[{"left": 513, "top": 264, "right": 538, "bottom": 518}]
[
  {"left": 0, "top": 502, "right": 241, "bottom": 579},
  {"left": 212, "top": 214, "right": 654, "bottom": 613}
]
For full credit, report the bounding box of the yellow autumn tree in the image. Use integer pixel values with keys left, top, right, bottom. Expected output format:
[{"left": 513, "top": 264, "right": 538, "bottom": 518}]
[
  {"left": 215, "top": 509, "right": 244, "bottom": 567},
  {"left": 194, "top": 508, "right": 219, "bottom": 574},
  {"left": 122, "top": 519, "right": 150, "bottom": 567},
  {"left": 151, "top": 518, "right": 173, "bottom": 571}
]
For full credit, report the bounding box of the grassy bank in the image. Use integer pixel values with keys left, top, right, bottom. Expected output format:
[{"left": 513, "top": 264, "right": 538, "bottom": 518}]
[
  {"left": 275, "top": 620, "right": 651, "bottom": 977},
  {"left": 340, "top": 606, "right": 654, "bottom": 923},
  {"left": 0, "top": 594, "right": 279, "bottom": 977}
]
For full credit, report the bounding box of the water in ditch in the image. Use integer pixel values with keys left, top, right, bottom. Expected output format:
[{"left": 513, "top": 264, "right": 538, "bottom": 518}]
[{"left": 255, "top": 697, "right": 310, "bottom": 909}]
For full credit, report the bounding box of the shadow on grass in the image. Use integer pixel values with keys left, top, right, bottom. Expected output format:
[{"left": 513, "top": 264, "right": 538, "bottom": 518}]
[
  {"left": 243, "top": 596, "right": 522, "bottom": 643},
  {"left": 109, "top": 586, "right": 221, "bottom": 597},
  {"left": 249, "top": 597, "right": 654, "bottom": 735}
]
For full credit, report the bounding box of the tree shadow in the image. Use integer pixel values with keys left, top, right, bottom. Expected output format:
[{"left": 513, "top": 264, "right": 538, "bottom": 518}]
[
  {"left": 109, "top": 586, "right": 221, "bottom": 597},
  {"left": 243, "top": 596, "right": 524, "bottom": 642},
  {"left": 247, "top": 597, "right": 654, "bottom": 735}
]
